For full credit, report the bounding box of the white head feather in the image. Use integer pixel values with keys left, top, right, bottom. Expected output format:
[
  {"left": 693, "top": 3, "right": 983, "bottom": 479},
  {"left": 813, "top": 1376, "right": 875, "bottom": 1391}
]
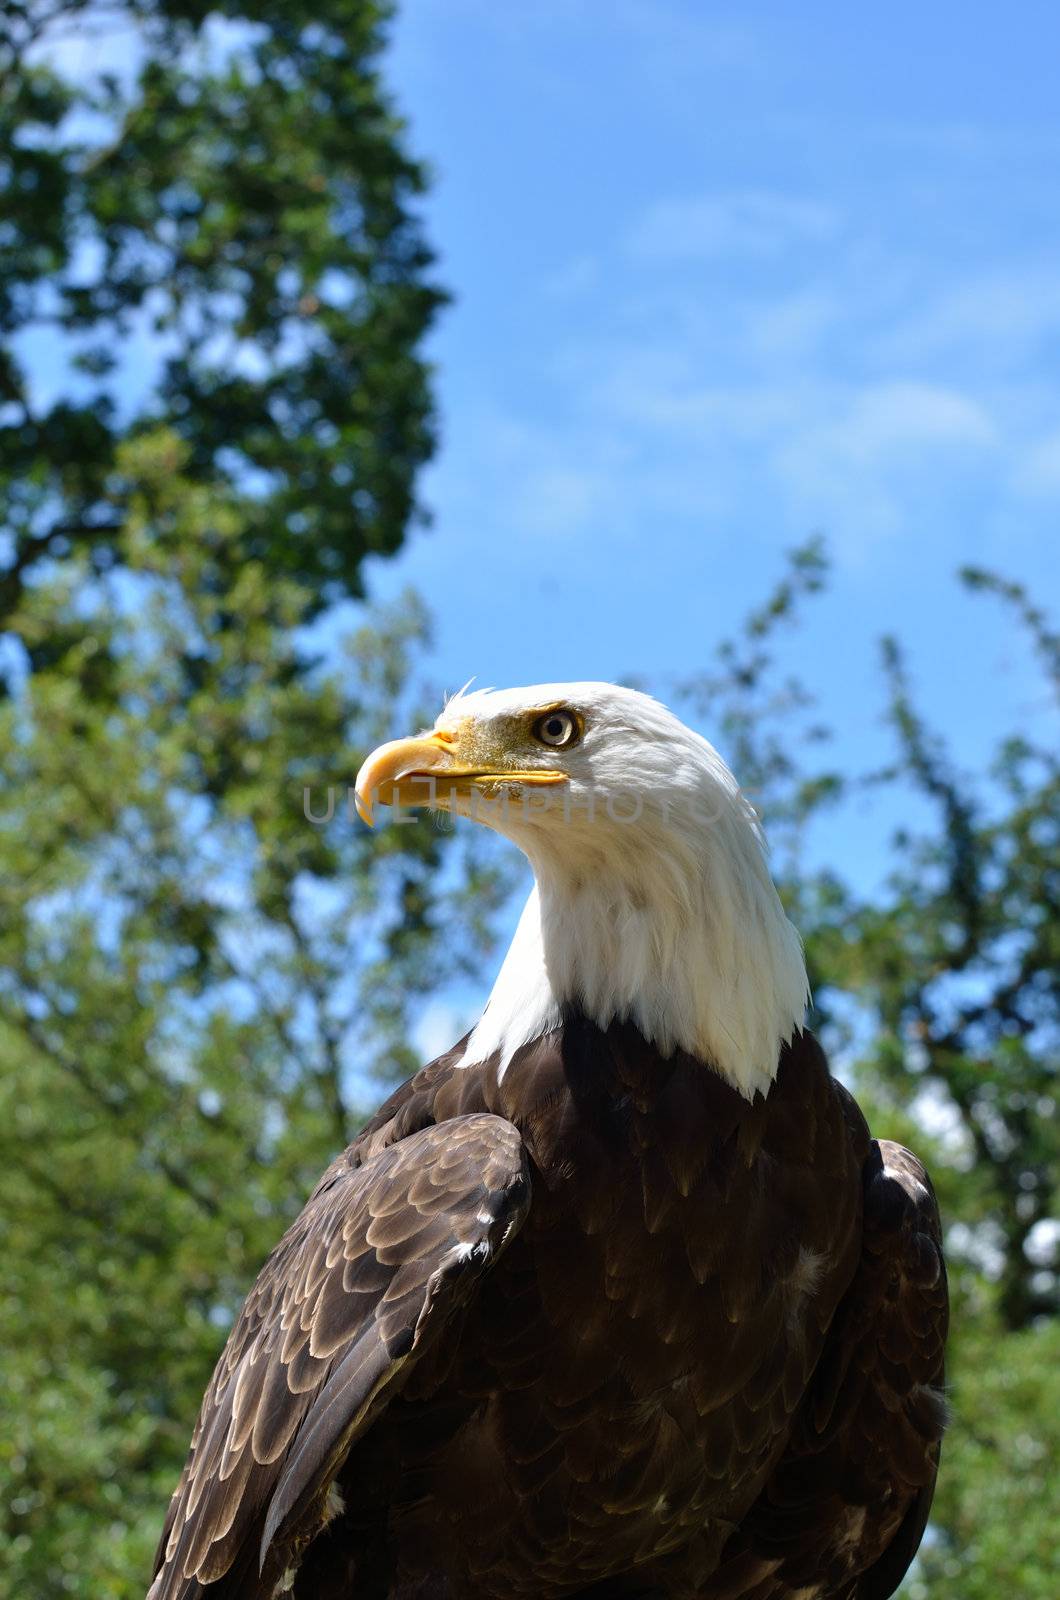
[{"left": 436, "top": 682, "right": 808, "bottom": 1101}]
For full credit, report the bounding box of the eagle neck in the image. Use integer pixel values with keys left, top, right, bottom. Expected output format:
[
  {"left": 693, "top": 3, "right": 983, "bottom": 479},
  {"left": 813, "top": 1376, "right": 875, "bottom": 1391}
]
[{"left": 457, "top": 808, "right": 808, "bottom": 1101}]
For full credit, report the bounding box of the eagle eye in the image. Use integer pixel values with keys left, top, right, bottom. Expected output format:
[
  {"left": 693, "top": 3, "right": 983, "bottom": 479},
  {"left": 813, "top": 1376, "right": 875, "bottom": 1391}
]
[{"left": 532, "top": 709, "right": 580, "bottom": 749}]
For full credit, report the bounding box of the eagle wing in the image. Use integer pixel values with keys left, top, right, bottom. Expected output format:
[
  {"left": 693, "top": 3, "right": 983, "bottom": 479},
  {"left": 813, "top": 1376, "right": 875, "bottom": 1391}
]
[
  {"left": 712, "top": 1136, "right": 949, "bottom": 1600},
  {"left": 149, "top": 1113, "right": 530, "bottom": 1599},
  {"left": 847, "top": 1140, "right": 950, "bottom": 1599}
]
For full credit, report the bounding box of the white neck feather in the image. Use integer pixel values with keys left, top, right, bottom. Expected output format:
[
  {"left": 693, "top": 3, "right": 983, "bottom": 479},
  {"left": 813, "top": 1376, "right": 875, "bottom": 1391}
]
[{"left": 458, "top": 778, "right": 808, "bottom": 1101}]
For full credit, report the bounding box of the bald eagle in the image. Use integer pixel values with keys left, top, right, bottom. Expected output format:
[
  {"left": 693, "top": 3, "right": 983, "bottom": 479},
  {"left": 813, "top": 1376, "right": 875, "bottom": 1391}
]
[{"left": 149, "top": 683, "right": 948, "bottom": 1600}]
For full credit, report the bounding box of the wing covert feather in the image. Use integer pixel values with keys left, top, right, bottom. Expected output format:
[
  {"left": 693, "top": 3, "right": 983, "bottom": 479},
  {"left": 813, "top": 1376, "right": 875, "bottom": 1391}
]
[{"left": 149, "top": 1114, "right": 529, "bottom": 1599}]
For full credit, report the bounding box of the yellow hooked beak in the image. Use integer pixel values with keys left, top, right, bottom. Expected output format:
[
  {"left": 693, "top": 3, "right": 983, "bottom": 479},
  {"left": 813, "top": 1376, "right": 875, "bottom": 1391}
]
[{"left": 353, "top": 730, "right": 568, "bottom": 826}]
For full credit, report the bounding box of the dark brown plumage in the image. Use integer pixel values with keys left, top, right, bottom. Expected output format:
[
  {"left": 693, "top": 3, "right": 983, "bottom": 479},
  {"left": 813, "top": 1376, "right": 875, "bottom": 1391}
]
[{"left": 149, "top": 1016, "right": 947, "bottom": 1600}]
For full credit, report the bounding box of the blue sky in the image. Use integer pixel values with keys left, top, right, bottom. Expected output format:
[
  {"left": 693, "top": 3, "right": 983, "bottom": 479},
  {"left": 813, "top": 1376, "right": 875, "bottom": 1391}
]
[
  {"left": 369, "top": 1, "right": 1056, "bottom": 756},
  {"left": 366, "top": 1, "right": 1060, "bottom": 1051}
]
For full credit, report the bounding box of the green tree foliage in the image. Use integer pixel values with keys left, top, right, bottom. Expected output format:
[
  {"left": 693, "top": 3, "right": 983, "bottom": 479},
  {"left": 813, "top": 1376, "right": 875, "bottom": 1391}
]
[
  {"left": 674, "top": 550, "right": 1058, "bottom": 1598},
  {"left": 0, "top": 6, "right": 507, "bottom": 1595},
  {"left": 1, "top": 0, "right": 441, "bottom": 619}
]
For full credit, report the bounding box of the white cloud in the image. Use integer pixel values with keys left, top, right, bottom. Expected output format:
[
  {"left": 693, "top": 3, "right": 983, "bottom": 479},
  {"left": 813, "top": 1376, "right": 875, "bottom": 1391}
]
[
  {"left": 582, "top": 360, "right": 807, "bottom": 439},
  {"left": 628, "top": 191, "right": 840, "bottom": 263},
  {"left": 748, "top": 290, "right": 840, "bottom": 360},
  {"left": 771, "top": 383, "right": 998, "bottom": 544},
  {"left": 1013, "top": 428, "right": 1060, "bottom": 497},
  {"left": 611, "top": 0, "right": 764, "bottom": 76},
  {"left": 407, "top": 0, "right": 763, "bottom": 81},
  {"left": 437, "top": 166, "right": 1057, "bottom": 565},
  {"left": 512, "top": 464, "right": 614, "bottom": 537},
  {"left": 875, "top": 270, "right": 1060, "bottom": 367},
  {"left": 428, "top": 408, "right": 631, "bottom": 545},
  {"left": 800, "top": 382, "right": 996, "bottom": 463}
]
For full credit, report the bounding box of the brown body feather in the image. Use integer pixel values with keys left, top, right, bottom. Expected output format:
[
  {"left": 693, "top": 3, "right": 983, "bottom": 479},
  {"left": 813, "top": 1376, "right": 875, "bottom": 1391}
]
[{"left": 149, "top": 1018, "right": 947, "bottom": 1600}]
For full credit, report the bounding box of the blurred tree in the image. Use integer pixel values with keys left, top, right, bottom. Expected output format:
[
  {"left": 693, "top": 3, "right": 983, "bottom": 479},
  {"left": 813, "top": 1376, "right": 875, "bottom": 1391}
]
[
  {"left": 0, "top": 5, "right": 507, "bottom": 1596},
  {"left": 1, "top": 0, "right": 441, "bottom": 622},
  {"left": 672, "top": 550, "right": 1058, "bottom": 1599}
]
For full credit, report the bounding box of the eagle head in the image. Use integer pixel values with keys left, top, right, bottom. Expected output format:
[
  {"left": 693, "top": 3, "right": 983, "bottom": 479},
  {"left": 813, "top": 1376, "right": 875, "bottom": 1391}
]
[{"left": 355, "top": 682, "right": 807, "bottom": 1098}]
